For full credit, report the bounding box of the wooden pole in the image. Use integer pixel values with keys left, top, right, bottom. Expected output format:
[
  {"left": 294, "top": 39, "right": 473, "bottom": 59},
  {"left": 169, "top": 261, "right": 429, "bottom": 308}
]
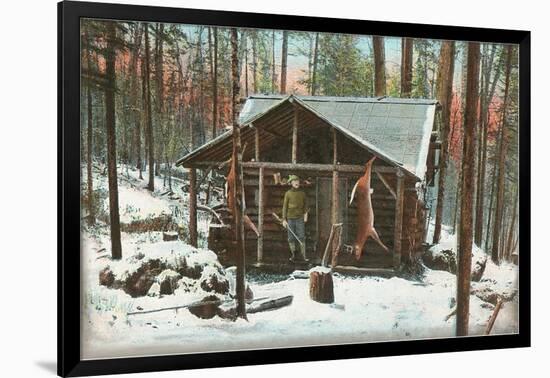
[
  {"left": 485, "top": 297, "right": 504, "bottom": 335},
  {"left": 191, "top": 161, "right": 403, "bottom": 175},
  {"left": 393, "top": 169, "right": 405, "bottom": 270},
  {"left": 189, "top": 168, "right": 198, "bottom": 247},
  {"left": 331, "top": 129, "right": 340, "bottom": 266},
  {"left": 331, "top": 129, "right": 339, "bottom": 225},
  {"left": 292, "top": 108, "right": 298, "bottom": 164},
  {"left": 257, "top": 166, "right": 264, "bottom": 263}
]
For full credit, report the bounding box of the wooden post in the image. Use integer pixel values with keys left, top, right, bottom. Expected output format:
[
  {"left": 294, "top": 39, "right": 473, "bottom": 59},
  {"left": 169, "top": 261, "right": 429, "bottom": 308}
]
[
  {"left": 331, "top": 129, "right": 339, "bottom": 225},
  {"left": 257, "top": 166, "right": 264, "bottom": 263},
  {"left": 189, "top": 168, "right": 198, "bottom": 247},
  {"left": 331, "top": 129, "right": 340, "bottom": 256},
  {"left": 254, "top": 126, "right": 260, "bottom": 162},
  {"left": 292, "top": 109, "right": 298, "bottom": 164},
  {"left": 393, "top": 169, "right": 405, "bottom": 270}
]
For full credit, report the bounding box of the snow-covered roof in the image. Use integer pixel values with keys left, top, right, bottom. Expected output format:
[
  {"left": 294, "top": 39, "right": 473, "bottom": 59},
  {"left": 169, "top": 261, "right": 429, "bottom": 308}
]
[
  {"left": 240, "top": 95, "right": 438, "bottom": 179},
  {"left": 177, "top": 94, "right": 439, "bottom": 180}
]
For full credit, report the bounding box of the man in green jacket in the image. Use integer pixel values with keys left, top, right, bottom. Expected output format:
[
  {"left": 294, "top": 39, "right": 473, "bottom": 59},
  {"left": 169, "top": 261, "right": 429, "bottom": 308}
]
[{"left": 282, "top": 175, "right": 308, "bottom": 262}]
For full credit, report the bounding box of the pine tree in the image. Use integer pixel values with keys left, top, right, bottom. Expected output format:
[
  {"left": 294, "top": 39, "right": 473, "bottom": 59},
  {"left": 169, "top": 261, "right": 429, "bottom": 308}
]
[
  {"left": 143, "top": 23, "right": 155, "bottom": 192},
  {"left": 432, "top": 41, "right": 455, "bottom": 244},
  {"left": 456, "top": 41, "right": 480, "bottom": 336},
  {"left": 231, "top": 28, "right": 247, "bottom": 320},
  {"left": 373, "top": 36, "right": 386, "bottom": 96},
  {"left": 104, "top": 21, "right": 123, "bottom": 260},
  {"left": 400, "top": 37, "right": 413, "bottom": 97},
  {"left": 491, "top": 45, "right": 514, "bottom": 264}
]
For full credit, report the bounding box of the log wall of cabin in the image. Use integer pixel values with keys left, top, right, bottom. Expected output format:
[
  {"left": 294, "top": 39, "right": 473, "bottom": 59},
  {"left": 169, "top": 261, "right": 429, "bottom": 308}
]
[{"left": 208, "top": 169, "right": 426, "bottom": 268}]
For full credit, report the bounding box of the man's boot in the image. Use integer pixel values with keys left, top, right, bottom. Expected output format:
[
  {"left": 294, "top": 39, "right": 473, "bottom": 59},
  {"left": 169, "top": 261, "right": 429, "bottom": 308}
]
[
  {"left": 288, "top": 242, "right": 297, "bottom": 262},
  {"left": 299, "top": 241, "right": 308, "bottom": 261}
]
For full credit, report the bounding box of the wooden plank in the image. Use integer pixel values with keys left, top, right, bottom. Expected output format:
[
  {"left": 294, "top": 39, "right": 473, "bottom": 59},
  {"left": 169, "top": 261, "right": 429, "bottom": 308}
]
[
  {"left": 393, "top": 170, "right": 405, "bottom": 270},
  {"left": 257, "top": 166, "right": 264, "bottom": 263},
  {"left": 189, "top": 168, "right": 198, "bottom": 247}
]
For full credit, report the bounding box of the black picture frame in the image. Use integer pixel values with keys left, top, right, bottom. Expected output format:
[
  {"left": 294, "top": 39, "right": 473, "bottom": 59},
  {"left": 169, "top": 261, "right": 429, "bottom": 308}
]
[{"left": 58, "top": 1, "right": 531, "bottom": 376}]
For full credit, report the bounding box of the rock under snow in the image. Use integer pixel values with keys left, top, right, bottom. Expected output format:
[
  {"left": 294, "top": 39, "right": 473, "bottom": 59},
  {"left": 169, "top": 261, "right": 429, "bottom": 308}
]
[
  {"left": 199, "top": 266, "right": 230, "bottom": 294},
  {"left": 158, "top": 269, "right": 181, "bottom": 295},
  {"left": 424, "top": 226, "right": 487, "bottom": 281}
]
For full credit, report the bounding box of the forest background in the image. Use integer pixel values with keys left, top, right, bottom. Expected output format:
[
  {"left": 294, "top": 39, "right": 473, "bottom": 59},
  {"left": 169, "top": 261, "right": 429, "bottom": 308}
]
[{"left": 0, "top": 0, "right": 545, "bottom": 377}]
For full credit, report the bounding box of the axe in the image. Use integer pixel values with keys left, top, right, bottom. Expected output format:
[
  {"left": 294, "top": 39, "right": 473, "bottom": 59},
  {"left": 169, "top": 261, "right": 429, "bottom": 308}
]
[{"left": 271, "top": 212, "right": 304, "bottom": 247}]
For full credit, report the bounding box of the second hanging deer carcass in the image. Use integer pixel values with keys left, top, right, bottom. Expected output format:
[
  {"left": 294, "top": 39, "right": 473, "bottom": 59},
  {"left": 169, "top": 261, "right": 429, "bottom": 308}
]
[{"left": 349, "top": 156, "right": 390, "bottom": 260}]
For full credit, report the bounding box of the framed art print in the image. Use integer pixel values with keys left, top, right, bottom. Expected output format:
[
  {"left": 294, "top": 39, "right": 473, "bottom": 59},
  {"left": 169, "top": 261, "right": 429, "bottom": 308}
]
[{"left": 58, "top": 1, "right": 530, "bottom": 376}]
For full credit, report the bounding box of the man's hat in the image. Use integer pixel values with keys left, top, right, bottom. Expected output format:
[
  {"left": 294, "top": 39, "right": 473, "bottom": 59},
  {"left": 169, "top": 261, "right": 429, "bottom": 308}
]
[{"left": 288, "top": 174, "right": 300, "bottom": 182}]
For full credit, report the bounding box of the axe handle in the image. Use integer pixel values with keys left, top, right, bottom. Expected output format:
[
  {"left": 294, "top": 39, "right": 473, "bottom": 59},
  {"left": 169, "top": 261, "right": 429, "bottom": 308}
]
[{"left": 271, "top": 213, "right": 304, "bottom": 247}]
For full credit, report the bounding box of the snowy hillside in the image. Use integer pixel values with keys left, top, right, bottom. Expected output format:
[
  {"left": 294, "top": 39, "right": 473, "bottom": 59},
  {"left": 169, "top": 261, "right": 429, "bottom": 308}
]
[{"left": 80, "top": 164, "right": 519, "bottom": 360}]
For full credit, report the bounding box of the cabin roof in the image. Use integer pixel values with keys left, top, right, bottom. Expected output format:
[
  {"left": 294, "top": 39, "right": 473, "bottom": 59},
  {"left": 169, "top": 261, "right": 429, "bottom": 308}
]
[{"left": 176, "top": 94, "right": 439, "bottom": 180}]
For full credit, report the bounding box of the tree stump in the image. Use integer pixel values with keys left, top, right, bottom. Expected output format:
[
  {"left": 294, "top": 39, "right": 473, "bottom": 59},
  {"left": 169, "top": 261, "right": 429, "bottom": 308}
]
[{"left": 309, "top": 269, "right": 334, "bottom": 303}]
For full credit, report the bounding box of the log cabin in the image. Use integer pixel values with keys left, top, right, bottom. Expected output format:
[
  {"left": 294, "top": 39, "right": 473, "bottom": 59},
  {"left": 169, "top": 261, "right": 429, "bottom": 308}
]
[{"left": 176, "top": 94, "right": 441, "bottom": 274}]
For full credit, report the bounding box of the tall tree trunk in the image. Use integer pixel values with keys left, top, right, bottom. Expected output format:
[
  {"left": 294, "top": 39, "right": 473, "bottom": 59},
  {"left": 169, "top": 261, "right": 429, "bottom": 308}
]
[
  {"left": 311, "top": 33, "right": 319, "bottom": 96},
  {"left": 131, "top": 24, "right": 143, "bottom": 179},
  {"left": 475, "top": 45, "right": 502, "bottom": 247},
  {"left": 456, "top": 42, "right": 480, "bottom": 337},
  {"left": 144, "top": 23, "right": 155, "bottom": 192},
  {"left": 280, "top": 31, "right": 288, "bottom": 94},
  {"left": 433, "top": 41, "right": 456, "bottom": 244},
  {"left": 244, "top": 32, "right": 249, "bottom": 98},
  {"left": 373, "top": 36, "right": 386, "bottom": 96},
  {"left": 85, "top": 31, "right": 95, "bottom": 225},
  {"left": 212, "top": 27, "right": 218, "bottom": 138},
  {"left": 231, "top": 29, "right": 247, "bottom": 320},
  {"left": 271, "top": 31, "right": 276, "bottom": 93},
  {"left": 104, "top": 21, "right": 122, "bottom": 260},
  {"left": 505, "top": 187, "right": 518, "bottom": 261},
  {"left": 252, "top": 31, "right": 258, "bottom": 93},
  {"left": 400, "top": 37, "right": 413, "bottom": 97},
  {"left": 155, "top": 23, "right": 165, "bottom": 177},
  {"left": 485, "top": 153, "right": 498, "bottom": 252},
  {"left": 491, "top": 45, "right": 513, "bottom": 264}
]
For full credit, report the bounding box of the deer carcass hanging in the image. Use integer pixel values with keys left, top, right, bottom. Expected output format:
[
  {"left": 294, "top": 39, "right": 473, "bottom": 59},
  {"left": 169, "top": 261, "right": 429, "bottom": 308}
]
[{"left": 349, "top": 156, "right": 389, "bottom": 260}]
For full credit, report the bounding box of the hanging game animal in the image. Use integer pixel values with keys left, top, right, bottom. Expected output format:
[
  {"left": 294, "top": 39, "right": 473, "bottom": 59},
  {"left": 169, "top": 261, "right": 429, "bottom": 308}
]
[{"left": 349, "top": 156, "right": 390, "bottom": 260}]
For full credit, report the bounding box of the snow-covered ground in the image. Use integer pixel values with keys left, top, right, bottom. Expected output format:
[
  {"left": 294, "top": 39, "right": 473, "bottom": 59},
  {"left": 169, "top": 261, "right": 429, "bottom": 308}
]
[{"left": 80, "top": 165, "right": 519, "bottom": 360}]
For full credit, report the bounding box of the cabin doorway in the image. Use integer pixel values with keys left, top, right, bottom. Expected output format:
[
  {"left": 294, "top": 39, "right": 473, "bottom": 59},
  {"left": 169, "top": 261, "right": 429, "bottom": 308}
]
[{"left": 315, "top": 177, "right": 349, "bottom": 261}]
